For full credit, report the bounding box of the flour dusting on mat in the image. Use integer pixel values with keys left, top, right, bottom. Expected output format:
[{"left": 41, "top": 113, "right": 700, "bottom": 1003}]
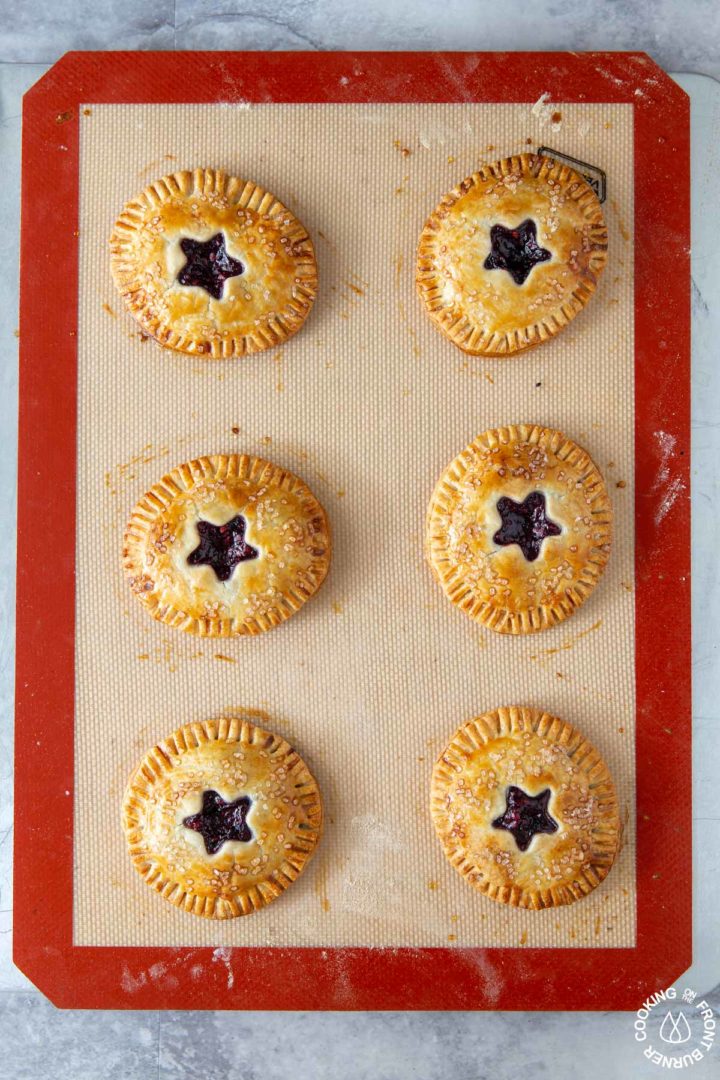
[
  {"left": 655, "top": 476, "right": 685, "bottom": 526},
  {"left": 653, "top": 430, "right": 677, "bottom": 490},
  {"left": 120, "top": 966, "right": 148, "bottom": 993},
  {"left": 531, "top": 92, "right": 553, "bottom": 124},
  {"left": 462, "top": 949, "right": 503, "bottom": 1007},
  {"left": 212, "top": 946, "right": 234, "bottom": 989},
  {"left": 351, "top": 814, "right": 403, "bottom": 853},
  {"left": 340, "top": 815, "right": 405, "bottom": 916},
  {"left": 652, "top": 430, "right": 685, "bottom": 524}
]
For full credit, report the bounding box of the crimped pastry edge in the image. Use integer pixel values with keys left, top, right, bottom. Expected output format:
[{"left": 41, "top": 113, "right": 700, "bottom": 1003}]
[
  {"left": 416, "top": 153, "right": 608, "bottom": 357},
  {"left": 121, "top": 715, "right": 323, "bottom": 919},
  {"left": 109, "top": 168, "right": 318, "bottom": 357},
  {"left": 430, "top": 705, "right": 622, "bottom": 910},
  {"left": 123, "top": 453, "right": 331, "bottom": 637},
  {"left": 425, "top": 423, "right": 613, "bottom": 634}
]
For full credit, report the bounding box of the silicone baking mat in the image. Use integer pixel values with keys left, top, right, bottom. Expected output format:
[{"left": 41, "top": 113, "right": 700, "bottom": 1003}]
[{"left": 16, "top": 52, "right": 690, "bottom": 1010}]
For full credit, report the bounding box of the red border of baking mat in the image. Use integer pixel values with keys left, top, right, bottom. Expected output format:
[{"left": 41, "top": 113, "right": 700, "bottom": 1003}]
[{"left": 15, "top": 51, "right": 690, "bottom": 1010}]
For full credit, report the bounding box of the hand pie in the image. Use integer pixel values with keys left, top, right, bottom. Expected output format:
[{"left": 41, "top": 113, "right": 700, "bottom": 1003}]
[
  {"left": 110, "top": 168, "right": 318, "bottom": 357},
  {"left": 416, "top": 153, "right": 608, "bottom": 355},
  {"left": 122, "top": 716, "right": 322, "bottom": 918},
  {"left": 426, "top": 424, "right": 612, "bottom": 634},
  {"left": 431, "top": 705, "right": 621, "bottom": 909},
  {"left": 123, "top": 454, "right": 331, "bottom": 636}
]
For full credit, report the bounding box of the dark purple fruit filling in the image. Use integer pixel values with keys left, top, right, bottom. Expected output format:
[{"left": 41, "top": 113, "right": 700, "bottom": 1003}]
[
  {"left": 177, "top": 233, "right": 244, "bottom": 299},
  {"left": 187, "top": 515, "right": 258, "bottom": 582},
  {"left": 182, "top": 790, "right": 252, "bottom": 855},
  {"left": 493, "top": 491, "right": 561, "bottom": 562},
  {"left": 491, "top": 785, "right": 558, "bottom": 852},
  {"left": 483, "top": 219, "right": 551, "bottom": 285}
]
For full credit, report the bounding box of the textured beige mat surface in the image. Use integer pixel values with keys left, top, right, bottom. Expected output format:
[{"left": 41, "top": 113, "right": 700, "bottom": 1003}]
[{"left": 75, "top": 101, "right": 634, "bottom": 947}]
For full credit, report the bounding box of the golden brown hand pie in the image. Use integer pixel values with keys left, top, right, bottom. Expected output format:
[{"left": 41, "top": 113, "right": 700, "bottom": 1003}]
[
  {"left": 431, "top": 706, "right": 621, "bottom": 909},
  {"left": 122, "top": 716, "right": 323, "bottom": 918},
  {"left": 416, "top": 153, "right": 608, "bottom": 355},
  {"left": 110, "top": 168, "right": 318, "bottom": 357},
  {"left": 426, "top": 424, "right": 612, "bottom": 634},
  {"left": 123, "top": 454, "right": 331, "bottom": 637}
]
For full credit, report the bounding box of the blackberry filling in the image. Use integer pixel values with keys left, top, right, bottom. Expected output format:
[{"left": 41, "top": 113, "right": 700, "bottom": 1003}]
[
  {"left": 492, "top": 785, "right": 558, "bottom": 852},
  {"left": 183, "top": 790, "right": 252, "bottom": 855},
  {"left": 483, "top": 219, "right": 551, "bottom": 285},
  {"left": 493, "top": 491, "right": 561, "bottom": 562},
  {"left": 187, "top": 515, "right": 258, "bottom": 582},
  {"left": 177, "top": 233, "right": 244, "bottom": 299}
]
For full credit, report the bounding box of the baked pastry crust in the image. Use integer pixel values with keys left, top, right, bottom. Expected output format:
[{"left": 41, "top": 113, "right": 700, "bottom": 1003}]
[
  {"left": 123, "top": 454, "right": 331, "bottom": 637},
  {"left": 109, "top": 168, "right": 318, "bottom": 357},
  {"left": 431, "top": 706, "right": 621, "bottom": 909},
  {"left": 416, "top": 153, "right": 608, "bottom": 356},
  {"left": 122, "top": 716, "right": 322, "bottom": 918},
  {"left": 426, "top": 424, "right": 612, "bottom": 634}
]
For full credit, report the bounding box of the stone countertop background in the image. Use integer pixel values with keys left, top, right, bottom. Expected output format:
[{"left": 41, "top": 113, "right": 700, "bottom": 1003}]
[
  {"left": 1, "top": 0, "right": 720, "bottom": 77},
  {"left": 2, "top": 3, "right": 720, "bottom": 1078}
]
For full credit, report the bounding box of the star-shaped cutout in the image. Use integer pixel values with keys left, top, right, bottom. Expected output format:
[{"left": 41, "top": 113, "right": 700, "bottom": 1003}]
[
  {"left": 186, "top": 514, "right": 258, "bottom": 582},
  {"left": 493, "top": 491, "right": 561, "bottom": 562},
  {"left": 177, "top": 232, "right": 244, "bottom": 299},
  {"left": 183, "top": 790, "right": 252, "bottom": 855},
  {"left": 492, "top": 785, "right": 558, "bottom": 852},
  {"left": 483, "top": 218, "right": 551, "bottom": 285}
]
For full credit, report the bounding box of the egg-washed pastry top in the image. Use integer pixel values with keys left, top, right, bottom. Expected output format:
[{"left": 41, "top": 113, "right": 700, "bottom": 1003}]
[
  {"left": 426, "top": 424, "right": 612, "bottom": 635},
  {"left": 122, "top": 716, "right": 323, "bottom": 919},
  {"left": 123, "top": 454, "right": 331, "bottom": 637},
  {"left": 109, "top": 168, "right": 318, "bottom": 357},
  {"left": 416, "top": 153, "right": 608, "bottom": 356},
  {"left": 431, "top": 706, "right": 621, "bottom": 909}
]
